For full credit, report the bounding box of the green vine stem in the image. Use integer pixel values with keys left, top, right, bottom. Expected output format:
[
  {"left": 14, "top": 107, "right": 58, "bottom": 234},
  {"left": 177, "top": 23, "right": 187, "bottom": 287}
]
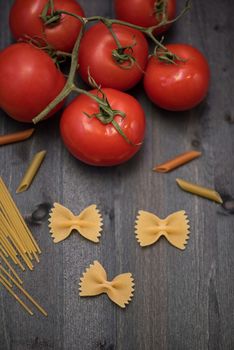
[
  {"left": 32, "top": 18, "right": 135, "bottom": 145},
  {"left": 154, "top": 0, "right": 168, "bottom": 22},
  {"left": 102, "top": 0, "right": 189, "bottom": 35},
  {"left": 32, "top": 18, "right": 85, "bottom": 124},
  {"left": 49, "top": 0, "right": 54, "bottom": 14},
  {"left": 20, "top": 35, "right": 72, "bottom": 67},
  {"left": 41, "top": 0, "right": 190, "bottom": 52},
  {"left": 71, "top": 86, "right": 135, "bottom": 145},
  {"left": 33, "top": 0, "right": 191, "bottom": 136},
  {"left": 101, "top": 19, "right": 136, "bottom": 69},
  {"left": 162, "top": 0, "right": 168, "bottom": 22}
]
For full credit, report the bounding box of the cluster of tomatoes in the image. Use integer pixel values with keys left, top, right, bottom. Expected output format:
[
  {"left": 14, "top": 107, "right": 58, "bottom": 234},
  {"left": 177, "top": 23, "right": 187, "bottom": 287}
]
[{"left": 0, "top": 0, "right": 210, "bottom": 166}]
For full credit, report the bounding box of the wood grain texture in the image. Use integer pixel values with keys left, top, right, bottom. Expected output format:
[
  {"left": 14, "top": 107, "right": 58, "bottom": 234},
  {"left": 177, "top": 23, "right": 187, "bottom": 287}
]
[{"left": 0, "top": 0, "right": 234, "bottom": 349}]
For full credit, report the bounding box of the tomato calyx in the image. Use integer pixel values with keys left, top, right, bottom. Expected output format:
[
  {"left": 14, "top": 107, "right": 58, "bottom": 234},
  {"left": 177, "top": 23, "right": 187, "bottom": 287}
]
[
  {"left": 83, "top": 90, "right": 135, "bottom": 145},
  {"left": 79, "top": 74, "right": 137, "bottom": 145},
  {"left": 40, "top": 1, "right": 62, "bottom": 27},
  {"left": 153, "top": 0, "right": 167, "bottom": 22},
  {"left": 19, "top": 36, "right": 71, "bottom": 68},
  {"left": 112, "top": 43, "right": 136, "bottom": 69},
  {"left": 101, "top": 19, "right": 137, "bottom": 70},
  {"left": 152, "top": 40, "right": 186, "bottom": 64},
  {"left": 157, "top": 50, "right": 185, "bottom": 64}
]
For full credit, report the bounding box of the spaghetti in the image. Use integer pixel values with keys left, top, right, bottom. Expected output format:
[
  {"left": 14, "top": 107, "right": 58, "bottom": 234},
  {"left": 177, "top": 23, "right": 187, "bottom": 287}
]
[{"left": 0, "top": 177, "right": 47, "bottom": 316}]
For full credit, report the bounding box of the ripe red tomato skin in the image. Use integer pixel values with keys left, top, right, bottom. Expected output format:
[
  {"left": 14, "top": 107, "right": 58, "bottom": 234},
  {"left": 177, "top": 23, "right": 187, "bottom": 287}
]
[
  {"left": 9, "top": 0, "right": 85, "bottom": 52},
  {"left": 60, "top": 88, "right": 146, "bottom": 166},
  {"left": 0, "top": 43, "right": 66, "bottom": 123},
  {"left": 78, "top": 23, "right": 149, "bottom": 91},
  {"left": 144, "top": 44, "right": 210, "bottom": 111},
  {"left": 114, "top": 0, "right": 176, "bottom": 35}
]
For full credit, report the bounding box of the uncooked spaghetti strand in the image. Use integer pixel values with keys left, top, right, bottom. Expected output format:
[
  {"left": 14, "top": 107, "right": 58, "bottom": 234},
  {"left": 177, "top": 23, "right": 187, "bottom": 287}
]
[
  {"left": 0, "top": 251, "right": 23, "bottom": 284},
  {"left": 0, "top": 178, "right": 40, "bottom": 254},
  {"left": 0, "top": 228, "right": 33, "bottom": 271},
  {"left": 0, "top": 228, "right": 17, "bottom": 257},
  {"left": 32, "top": 251, "right": 40, "bottom": 263},
  {"left": 0, "top": 276, "right": 33, "bottom": 316},
  {"left": 2, "top": 223, "right": 27, "bottom": 258},
  {"left": 0, "top": 238, "right": 18, "bottom": 266},
  {"left": 0, "top": 194, "right": 38, "bottom": 260},
  {"left": 0, "top": 244, "right": 8, "bottom": 257},
  {"left": 0, "top": 265, "right": 47, "bottom": 317},
  {"left": 0, "top": 271, "right": 12, "bottom": 288},
  {"left": 0, "top": 223, "right": 28, "bottom": 271},
  {"left": 0, "top": 199, "right": 30, "bottom": 255},
  {"left": 0, "top": 228, "right": 19, "bottom": 262},
  {"left": 0, "top": 193, "right": 29, "bottom": 254},
  {"left": 0, "top": 235, "right": 26, "bottom": 271},
  {"left": 0, "top": 178, "right": 40, "bottom": 271}
]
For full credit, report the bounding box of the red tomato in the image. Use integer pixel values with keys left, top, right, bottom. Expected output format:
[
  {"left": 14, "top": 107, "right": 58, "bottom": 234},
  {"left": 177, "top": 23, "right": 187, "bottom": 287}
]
[
  {"left": 60, "top": 88, "right": 146, "bottom": 166},
  {"left": 9, "top": 0, "right": 85, "bottom": 52},
  {"left": 144, "top": 44, "right": 210, "bottom": 111},
  {"left": 0, "top": 43, "right": 66, "bottom": 122},
  {"left": 114, "top": 0, "right": 176, "bottom": 35},
  {"left": 78, "top": 23, "right": 149, "bottom": 91}
]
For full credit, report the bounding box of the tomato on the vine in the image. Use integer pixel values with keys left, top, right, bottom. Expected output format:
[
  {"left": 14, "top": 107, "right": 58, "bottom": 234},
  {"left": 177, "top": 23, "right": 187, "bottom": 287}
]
[
  {"left": 9, "top": 0, "right": 85, "bottom": 52},
  {"left": 144, "top": 44, "right": 210, "bottom": 111},
  {"left": 60, "top": 88, "right": 146, "bottom": 166},
  {"left": 78, "top": 23, "right": 149, "bottom": 91},
  {"left": 0, "top": 43, "right": 65, "bottom": 122},
  {"left": 114, "top": 0, "right": 176, "bottom": 35}
]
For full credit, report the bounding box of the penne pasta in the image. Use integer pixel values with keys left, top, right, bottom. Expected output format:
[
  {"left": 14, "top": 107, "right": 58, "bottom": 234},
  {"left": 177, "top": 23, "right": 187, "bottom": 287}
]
[
  {"left": 0, "top": 129, "right": 35, "bottom": 146},
  {"left": 176, "top": 178, "right": 223, "bottom": 204},
  {"left": 16, "top": 150, "right": 46, "bottom": 193},
  {"left": 153, "top": 151, "right": 201, "bottom": 173}
]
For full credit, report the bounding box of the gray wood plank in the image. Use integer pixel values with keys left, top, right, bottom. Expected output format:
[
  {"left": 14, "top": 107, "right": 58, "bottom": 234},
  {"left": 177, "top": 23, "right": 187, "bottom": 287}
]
[{"left": 0, "top": 0, "right": 234, "bottom": 349}]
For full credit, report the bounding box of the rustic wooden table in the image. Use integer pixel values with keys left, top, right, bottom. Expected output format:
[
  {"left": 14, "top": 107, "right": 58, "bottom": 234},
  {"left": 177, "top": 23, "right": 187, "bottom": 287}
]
[{"left": 0, "top": 1, "right": 234, "bottom": 349}]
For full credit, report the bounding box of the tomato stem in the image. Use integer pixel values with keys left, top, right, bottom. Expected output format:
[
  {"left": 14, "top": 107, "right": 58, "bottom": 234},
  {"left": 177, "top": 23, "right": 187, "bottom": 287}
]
[
  {"left": 102, "top": 20, "right": 137, "bottom": 69},
  {"left": 71, "top": 86, "right": 135, "bottom": 145},
  {"left": 55, "top": 51, "right": 72, "bottom": 58},
  {"left": 154, "top": 0, "right": 168, "bottom": 22},
  {"left": 49, "top": 0, "right": 54, "bottom": 14},
  {"left": 33, "top": 0, "right": 190, "bottom": 124},
  {"left": 32, "top": 20, "right": 86, "bottom": 124},
  {"left": 103, "top": 20, "right": 122, "bottom": 49},
  {"left": 53, "top": 0, "right": 190, "bottom": 51}
]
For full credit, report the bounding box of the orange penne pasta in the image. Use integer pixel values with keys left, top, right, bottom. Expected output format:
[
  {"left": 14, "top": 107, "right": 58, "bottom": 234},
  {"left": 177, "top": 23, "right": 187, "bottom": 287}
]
[
  {"left": 0, "top": 129, "right": 35, "bottom": 146},
  {"left": 153, "top": 151, "right": 201, "bottom": 173}
]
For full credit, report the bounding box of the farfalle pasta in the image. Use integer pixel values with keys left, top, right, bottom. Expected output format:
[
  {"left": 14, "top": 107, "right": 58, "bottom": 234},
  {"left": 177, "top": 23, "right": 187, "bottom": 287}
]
[
  {"left": 79, "top": 261, "right": 134, "bottom": 308},
  {"left": 49, "top": 203, "right": 103, "bottom": 243},
  {"left": 135, "top": 210, "right": 190, "bottom": 250}
]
